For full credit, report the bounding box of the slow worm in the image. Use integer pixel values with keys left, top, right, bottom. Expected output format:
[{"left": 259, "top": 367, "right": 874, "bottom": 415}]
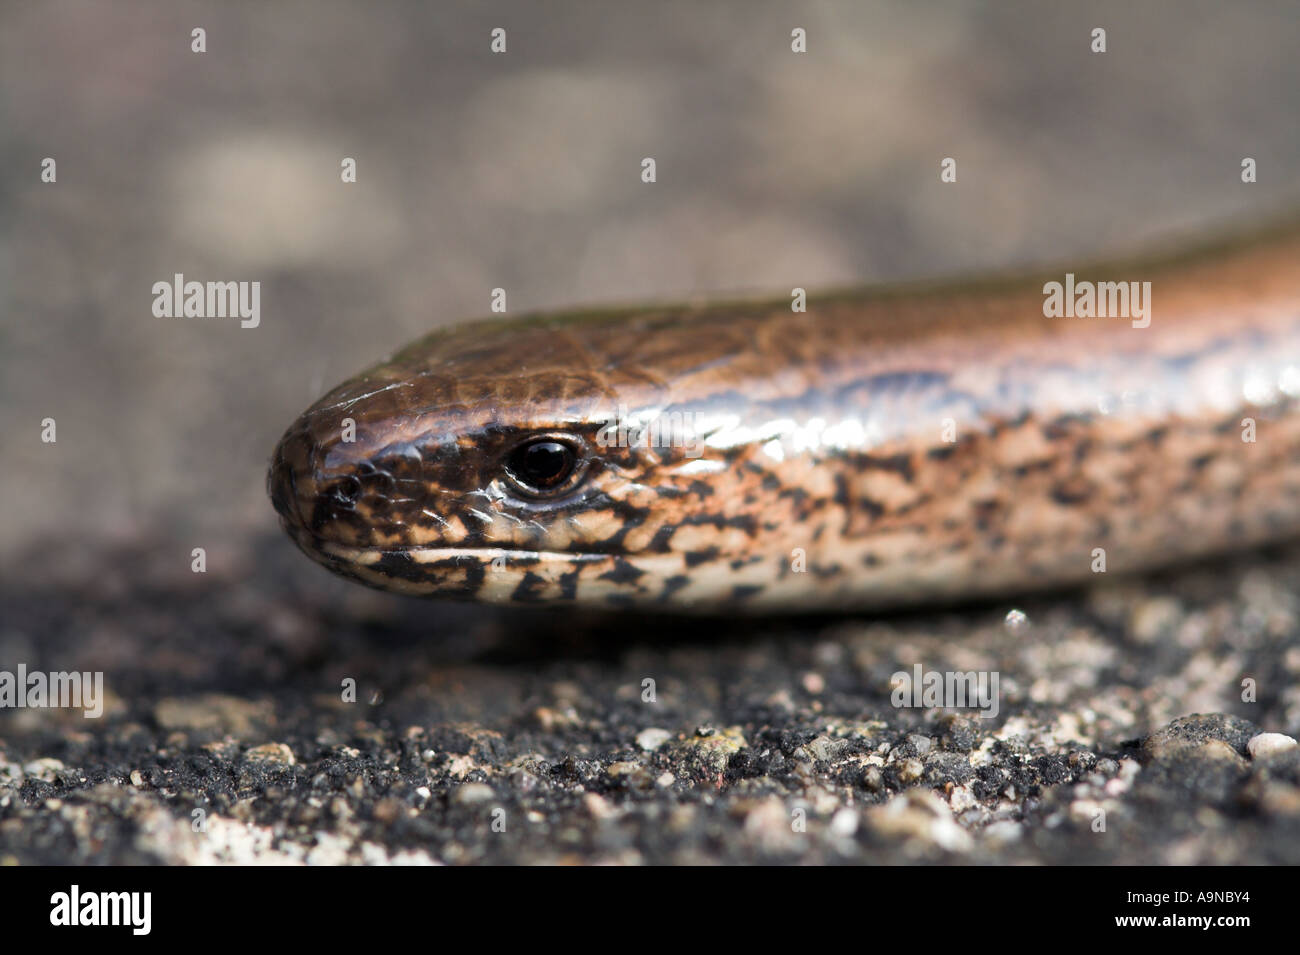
[{"left": 269, "top": 222, "right": 1300, "bottom": 610}]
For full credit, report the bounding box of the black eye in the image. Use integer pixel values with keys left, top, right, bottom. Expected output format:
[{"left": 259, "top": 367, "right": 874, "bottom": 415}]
[
  {"left": 503, "top": 437, "right": 585, "bottom": 498},
  {"left": 332, "top": 475, "right": 361, "bottom": 507}
]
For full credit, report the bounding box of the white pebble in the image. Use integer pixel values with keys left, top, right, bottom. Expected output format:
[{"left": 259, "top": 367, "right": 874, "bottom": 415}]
[
  {"left": 1247, "top": 732, "right": 1298, "bottom": 760},
  {"left": 983, "top": 820, "right": 1022, "bottom": 844},
  {"left": 1004, "top": 609, "right": 1029, "bottom": 632},
  {"left": 636, "top": 728, "right": 672, "bottom": 751},
  {"left": 829, "top": 807, "right": 859, "bottom": 838},
  {"left": 452, "top": 783, "right": 496, "bottom": 805}
]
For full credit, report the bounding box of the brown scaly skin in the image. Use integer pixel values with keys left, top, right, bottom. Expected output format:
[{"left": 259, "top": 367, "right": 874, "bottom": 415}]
[{"left": 269, "top": 223, "right": 1300, "bottom": 611}]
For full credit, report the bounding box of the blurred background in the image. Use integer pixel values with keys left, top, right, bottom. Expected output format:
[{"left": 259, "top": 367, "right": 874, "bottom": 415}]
[{"left": 2, "top": 0, "right": 1299, "bottom": 577}]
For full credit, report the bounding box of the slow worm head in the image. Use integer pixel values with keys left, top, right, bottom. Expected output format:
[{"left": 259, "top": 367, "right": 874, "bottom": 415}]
[{"left": 269, "top": 225, "right": 1300, "bottom": 610}]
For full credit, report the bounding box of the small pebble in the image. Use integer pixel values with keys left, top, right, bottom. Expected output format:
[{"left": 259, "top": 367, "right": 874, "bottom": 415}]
[
  {"left": 1004, "top": 609, "right": 1029, "bottom": 632},
  {"left": 861, "top": 766, "right": 885, "bottom": 793},
  {"left": 897, "top": 758, "right": 924, "bottom": 784},
  {"left": 636, "top": 728, "right": 671, "bottom": 751},
  {"left": 1247, "top": 733, "right": 1298, "bottom": 760},
  {"left": 22, "top": 758, "right": 64, "bottom": 781},
  {"left": 452, "top": 783, "right": 496, "bottom": 805},
  {"left": 829, "top": 807, "right": 859, "bottom": 838},
  {"left": 983, "top": 820, "right": 1022, "bottom": 844},
  {"left": 244, "top": 742, "right": 295, "bottom": 766}
]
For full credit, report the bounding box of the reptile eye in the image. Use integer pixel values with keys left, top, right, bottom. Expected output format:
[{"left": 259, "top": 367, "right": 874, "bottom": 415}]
[
  {"left": 332, "top": 475, "right": 361, "bottom": 507},
  {"left": 503, "top": 436, "right": 586, "bottom": 498}
]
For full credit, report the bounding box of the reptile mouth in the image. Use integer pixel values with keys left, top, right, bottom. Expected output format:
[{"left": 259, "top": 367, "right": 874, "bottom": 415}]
[
  {"left": 279, "top": 521, "right": 612, "bottom": 572},
  {"left": 283, "top": 532, "right": 626, "bottom": 601},
  {"left": 316, "top": 540, "right": 612, "bottom": 566},
  {"left": 278, "top": 523, "right": 691, "bottom": 603}
]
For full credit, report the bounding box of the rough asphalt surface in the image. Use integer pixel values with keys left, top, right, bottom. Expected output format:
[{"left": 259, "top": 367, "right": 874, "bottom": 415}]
[{"left": 2, "top": 532, "right": 1298, "bottom": 865}]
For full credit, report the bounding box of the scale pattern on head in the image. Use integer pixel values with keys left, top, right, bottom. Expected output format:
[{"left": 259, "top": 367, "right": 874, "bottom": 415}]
[{"left": 267, "top": 303, "right": 822, "bottom": 604}]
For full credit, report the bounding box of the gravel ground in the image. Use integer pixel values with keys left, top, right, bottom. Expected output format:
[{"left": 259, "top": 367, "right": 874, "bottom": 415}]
[{"left": 3, "top": 532, "right": 1298, "bottom": 865}]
